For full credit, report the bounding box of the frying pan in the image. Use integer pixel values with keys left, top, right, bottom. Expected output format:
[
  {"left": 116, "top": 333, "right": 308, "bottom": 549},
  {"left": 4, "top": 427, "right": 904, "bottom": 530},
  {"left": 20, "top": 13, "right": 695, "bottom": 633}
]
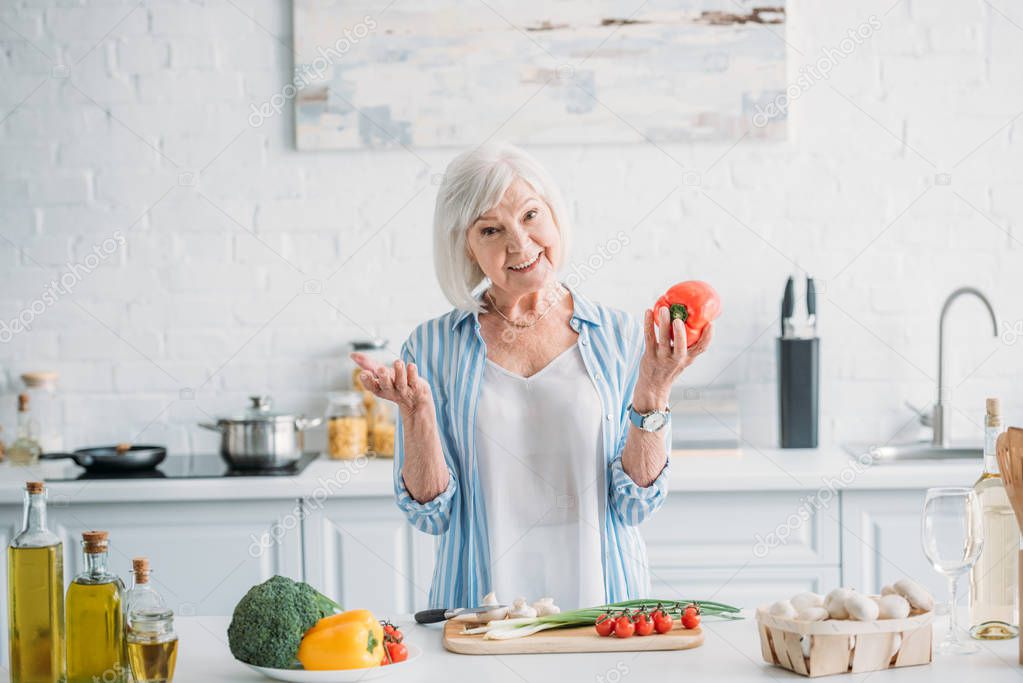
[{"left": 40, "top": 443, "right": 167, "bottom": 474}]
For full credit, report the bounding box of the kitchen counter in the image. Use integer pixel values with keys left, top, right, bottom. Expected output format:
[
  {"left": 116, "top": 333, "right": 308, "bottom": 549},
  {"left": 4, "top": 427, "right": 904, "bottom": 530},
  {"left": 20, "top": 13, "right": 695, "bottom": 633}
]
[
  {"left": 0, "top": 446, "right": 982, "bottom": 503},
  {"left": 29, "top": 613, "right": 1019, "bottom": 683}
]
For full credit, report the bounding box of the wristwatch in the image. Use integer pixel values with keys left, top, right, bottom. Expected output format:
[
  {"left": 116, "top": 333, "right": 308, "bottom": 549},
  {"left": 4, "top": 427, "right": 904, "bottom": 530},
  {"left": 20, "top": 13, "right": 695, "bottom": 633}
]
[{"left": 627, "top": 403, "right": 671, "bottom": 433}]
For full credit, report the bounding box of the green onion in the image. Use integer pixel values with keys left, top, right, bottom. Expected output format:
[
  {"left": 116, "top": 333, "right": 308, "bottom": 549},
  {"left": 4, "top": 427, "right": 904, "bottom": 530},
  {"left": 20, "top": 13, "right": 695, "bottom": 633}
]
[{"left": 464, "top": 598, "right": 742, "bottom": 640}]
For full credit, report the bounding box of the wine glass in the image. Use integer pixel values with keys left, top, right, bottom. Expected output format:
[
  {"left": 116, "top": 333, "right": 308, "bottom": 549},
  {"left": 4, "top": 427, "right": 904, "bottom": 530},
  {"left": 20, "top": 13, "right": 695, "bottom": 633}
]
[{"left": 921, "top": 486, "right": 984, "bottom": 655}]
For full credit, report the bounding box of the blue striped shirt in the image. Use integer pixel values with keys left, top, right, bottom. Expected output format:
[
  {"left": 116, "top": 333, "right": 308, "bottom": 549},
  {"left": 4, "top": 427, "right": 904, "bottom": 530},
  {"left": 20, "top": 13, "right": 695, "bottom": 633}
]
[{"left": 393, "top": 285, "right": 671, "bottom": 608}]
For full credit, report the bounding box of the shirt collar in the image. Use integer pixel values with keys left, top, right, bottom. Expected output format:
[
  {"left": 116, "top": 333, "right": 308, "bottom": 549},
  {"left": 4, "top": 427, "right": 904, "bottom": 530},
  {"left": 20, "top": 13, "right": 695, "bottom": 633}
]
[{"left": 451, "top": 282, "right": 601, "bottom": 330}]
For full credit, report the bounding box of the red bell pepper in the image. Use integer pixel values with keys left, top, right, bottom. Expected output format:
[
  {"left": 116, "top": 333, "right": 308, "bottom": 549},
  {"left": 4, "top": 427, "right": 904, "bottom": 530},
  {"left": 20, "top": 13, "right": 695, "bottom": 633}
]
[{"left": 653, "top": 280, "right": 721, "bottom": 347}]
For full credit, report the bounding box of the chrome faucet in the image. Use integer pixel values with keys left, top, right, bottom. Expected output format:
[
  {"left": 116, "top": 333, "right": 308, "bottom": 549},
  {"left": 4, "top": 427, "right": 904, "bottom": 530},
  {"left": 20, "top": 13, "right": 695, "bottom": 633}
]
[{"left": 932, "top": 287, "right": 998, "bottom": 447}]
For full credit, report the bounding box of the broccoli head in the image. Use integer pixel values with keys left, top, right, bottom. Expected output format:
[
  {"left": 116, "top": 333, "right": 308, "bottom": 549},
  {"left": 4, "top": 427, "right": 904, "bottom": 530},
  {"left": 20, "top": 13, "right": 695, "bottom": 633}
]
[{"left": 227, "top": 575, "right": 341, "bottom": 669}]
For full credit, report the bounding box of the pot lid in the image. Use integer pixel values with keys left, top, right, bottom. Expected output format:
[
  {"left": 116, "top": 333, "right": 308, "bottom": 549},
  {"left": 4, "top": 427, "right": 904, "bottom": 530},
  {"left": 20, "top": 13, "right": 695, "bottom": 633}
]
[
  {"left": 350, "top": 338, "right": 388, "bottom": 351},
  {"left": 218, "top": 396, "right": 300, "bottom": 423}
]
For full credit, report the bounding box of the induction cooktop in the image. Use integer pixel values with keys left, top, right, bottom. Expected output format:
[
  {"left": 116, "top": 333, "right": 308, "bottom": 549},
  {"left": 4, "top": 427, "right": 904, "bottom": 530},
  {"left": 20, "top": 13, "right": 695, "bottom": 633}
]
[{"left": 44, "top": 452, "right": 321, "bottom": 481}]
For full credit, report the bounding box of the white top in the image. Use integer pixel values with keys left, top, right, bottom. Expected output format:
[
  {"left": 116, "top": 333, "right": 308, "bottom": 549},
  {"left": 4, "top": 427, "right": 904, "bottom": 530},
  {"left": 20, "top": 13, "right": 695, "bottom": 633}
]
[{"left": 475, "top": 343, "right": 606, "bottom": 609}]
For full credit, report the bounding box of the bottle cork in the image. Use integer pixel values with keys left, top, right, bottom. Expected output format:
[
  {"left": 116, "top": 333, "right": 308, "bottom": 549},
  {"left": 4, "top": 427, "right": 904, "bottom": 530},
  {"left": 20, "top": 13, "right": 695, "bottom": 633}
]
[
  {"left": 82, "top": 530, "right": 109, "bottom": 554},
  {"left": 987, "top": 398, "right": 1001, "bottom": 427},
  {"left": 17, "top": 393, "right": 28, "bottom": 413},
  {"left": 132, "top": 556, "right": 150, "bottom": 583},
  {"left": 26, "top": 481, "right": 44, "bottom": 494}
]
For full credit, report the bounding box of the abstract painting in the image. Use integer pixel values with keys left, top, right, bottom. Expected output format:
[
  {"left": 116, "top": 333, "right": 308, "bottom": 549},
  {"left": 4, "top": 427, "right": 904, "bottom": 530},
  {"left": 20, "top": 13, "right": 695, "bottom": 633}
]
[{"left": 293, "top": 0, "right": 787, "bottom": 150}]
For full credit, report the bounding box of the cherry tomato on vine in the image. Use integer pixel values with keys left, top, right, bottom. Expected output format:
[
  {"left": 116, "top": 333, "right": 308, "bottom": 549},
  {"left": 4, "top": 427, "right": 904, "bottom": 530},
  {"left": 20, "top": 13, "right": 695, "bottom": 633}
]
[
  {"left": 385, "top": 641, "right": 408, "bottom": 663},
  {"left": 653, "top": 612, "right": 674, "bottom": 634},
  {"left": 595, "top": 614, "right": 615, "bottom": 637},
  {"left": 614, "top": 615, "right": 636, "bottom": 638},
  {"left": 681, "top": 611, "right": 701, "bottom": 630},
  {"left": 634, "top": 613, "right": 654, "bottom": 636}
]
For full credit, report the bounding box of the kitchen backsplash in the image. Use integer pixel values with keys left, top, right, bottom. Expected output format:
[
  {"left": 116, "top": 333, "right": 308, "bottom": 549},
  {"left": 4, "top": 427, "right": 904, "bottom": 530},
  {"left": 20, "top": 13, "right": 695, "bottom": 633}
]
[{"left": 0, "top": 0, "right": 1020, "bottom": 453}]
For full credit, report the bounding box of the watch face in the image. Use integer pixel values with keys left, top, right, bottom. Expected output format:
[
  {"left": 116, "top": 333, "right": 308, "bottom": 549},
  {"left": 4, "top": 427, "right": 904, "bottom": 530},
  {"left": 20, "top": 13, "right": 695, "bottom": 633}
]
[{"left": 643, "top": 413, "right": 667, "bottom": 432}]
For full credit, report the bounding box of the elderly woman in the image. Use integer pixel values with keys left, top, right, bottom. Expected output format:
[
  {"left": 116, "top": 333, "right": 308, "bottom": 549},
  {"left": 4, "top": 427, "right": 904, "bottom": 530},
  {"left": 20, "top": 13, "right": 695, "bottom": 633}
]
[{"left": 353, "top": 143, "right": 712, "bottom": 609}]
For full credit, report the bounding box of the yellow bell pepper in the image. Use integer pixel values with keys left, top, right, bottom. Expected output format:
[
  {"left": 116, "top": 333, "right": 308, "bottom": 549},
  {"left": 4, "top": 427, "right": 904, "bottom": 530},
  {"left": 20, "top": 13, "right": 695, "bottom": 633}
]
[{"left": 297, "top": 609, "right": 384, "bottom": 671}]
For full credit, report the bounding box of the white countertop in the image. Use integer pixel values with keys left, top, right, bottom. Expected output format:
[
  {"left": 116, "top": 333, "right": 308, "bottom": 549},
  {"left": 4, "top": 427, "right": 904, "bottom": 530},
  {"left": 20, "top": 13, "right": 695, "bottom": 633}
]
[
  {"left": 32, "top": 613, "right": 1020, "bottom": 683},
  {"left": 0, "top": 446, "right": 983, "bottom": 505}
]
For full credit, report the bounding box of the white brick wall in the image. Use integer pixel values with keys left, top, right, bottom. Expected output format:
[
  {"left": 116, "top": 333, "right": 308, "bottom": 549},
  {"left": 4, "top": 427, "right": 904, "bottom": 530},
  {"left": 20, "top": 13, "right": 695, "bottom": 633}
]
[{"left": 0, "top": 0, "right": 1020, "bottom": 454}]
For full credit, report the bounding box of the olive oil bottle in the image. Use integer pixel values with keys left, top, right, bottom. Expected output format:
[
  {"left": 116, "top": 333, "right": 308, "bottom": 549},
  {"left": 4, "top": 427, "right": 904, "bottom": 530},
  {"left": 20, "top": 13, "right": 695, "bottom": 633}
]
[
  {"left": 7, "top": 481, "right": 65, "bottom": 683},
  {"left": 66, "top": 531, "right": 126, "bottom": 683},
  {"left": 126, "top": 608, "right": 178, "bottom": 683}
]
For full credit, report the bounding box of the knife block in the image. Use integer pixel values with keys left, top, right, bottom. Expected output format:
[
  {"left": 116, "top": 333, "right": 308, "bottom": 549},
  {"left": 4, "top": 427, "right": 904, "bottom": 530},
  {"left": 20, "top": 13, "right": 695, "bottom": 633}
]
[{"left": 778, "top": 337, "right": 819, "bottom": 448}]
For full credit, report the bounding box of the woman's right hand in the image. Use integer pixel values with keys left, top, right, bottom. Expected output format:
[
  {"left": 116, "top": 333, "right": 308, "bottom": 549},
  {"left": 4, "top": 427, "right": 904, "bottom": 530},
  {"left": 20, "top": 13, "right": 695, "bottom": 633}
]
[{"left": 351, "top": 352, "right": 434, "bottom": 418}]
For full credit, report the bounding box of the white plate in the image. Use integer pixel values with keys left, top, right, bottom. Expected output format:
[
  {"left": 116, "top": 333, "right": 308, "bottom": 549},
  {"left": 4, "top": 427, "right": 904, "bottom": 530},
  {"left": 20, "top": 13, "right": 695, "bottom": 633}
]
[{"left": 244, "top": 645, "right": 421, "bottom": 682}]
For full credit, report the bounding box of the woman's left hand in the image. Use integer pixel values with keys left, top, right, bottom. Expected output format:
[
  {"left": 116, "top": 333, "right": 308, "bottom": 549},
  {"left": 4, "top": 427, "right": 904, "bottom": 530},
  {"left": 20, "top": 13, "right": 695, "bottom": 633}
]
[{"left": 633, "top": 306, "right": 713, "bottom": 410}]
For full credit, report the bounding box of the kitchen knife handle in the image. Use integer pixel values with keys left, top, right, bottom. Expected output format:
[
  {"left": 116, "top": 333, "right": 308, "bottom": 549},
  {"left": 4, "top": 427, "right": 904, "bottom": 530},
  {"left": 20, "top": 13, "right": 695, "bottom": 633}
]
[{"left": 414, "top": 608, "right": 450, "bottom": 624}]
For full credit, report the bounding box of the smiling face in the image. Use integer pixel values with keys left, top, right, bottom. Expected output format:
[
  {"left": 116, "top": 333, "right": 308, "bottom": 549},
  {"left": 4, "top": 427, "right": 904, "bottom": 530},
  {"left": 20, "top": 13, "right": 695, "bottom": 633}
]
[{"left": 465, "top": 178, "right": 562, "bottom": 297}]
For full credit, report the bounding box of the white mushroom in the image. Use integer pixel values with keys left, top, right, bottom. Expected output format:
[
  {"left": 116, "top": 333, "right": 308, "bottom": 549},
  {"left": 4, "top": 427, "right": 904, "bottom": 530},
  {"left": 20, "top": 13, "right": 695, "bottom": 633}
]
[
  {"left": 791, "top": 592, "right": 825, "bottom": 611},
  {"left": 824, "top": 588, "right": 854, "bottom": 619},
  {"left": 531, "top": 597, "right": 560, "bottom": 617},
  {"left": 892, "top": 579, "right": 934, "bottom": 612},
  {"left": 476, "top": 592, "right": 509, "bottom": 622},
  {"left": 768, "top": 600, "right": 798, "bottom": 619},
  {"left": 877, "top": 594, "right": 911, "bottom": 619},
  {"left": 507, "top": 597, "right": 537, "bottom": 619},
  {"left": 880, "top": 584, "right": 897, "bottom": 596},
  {"left": 796, "top": 606, "right": 830, "bottom": 622},
  {"left": 845, "top": 593, "right": 880, "bottom": 621},
  {"left": 800, "top": 635, "right": 811, "bottom": 658},
  {"left": 889, "top": 633, "right": 902, "bottom": 660}
]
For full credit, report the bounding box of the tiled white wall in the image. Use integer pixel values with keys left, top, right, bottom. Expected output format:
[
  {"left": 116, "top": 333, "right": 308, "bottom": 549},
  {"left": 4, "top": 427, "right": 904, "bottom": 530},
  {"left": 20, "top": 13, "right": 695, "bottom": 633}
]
[{"left": 0, "top": 0, "right": 1020, "bottom": 453}]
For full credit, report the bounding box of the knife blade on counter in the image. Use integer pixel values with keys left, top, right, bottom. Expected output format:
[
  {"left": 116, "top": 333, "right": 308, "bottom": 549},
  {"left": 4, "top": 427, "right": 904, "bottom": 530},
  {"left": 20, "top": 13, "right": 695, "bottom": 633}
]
[{"left": 414, "top": 604, "right": 508, "bottom": 624}]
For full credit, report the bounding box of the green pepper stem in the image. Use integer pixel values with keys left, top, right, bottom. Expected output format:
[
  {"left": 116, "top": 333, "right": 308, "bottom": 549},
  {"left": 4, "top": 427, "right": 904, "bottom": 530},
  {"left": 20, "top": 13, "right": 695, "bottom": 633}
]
[{"left": 669, "top": 303, "right": 689, "bottom": 323}]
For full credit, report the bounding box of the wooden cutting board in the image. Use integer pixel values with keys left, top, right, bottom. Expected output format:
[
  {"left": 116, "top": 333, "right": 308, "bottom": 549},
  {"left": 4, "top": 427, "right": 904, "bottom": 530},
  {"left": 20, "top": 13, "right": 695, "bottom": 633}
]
[{"left": 443, "top": 619, "right": 704, "bottom": 654}]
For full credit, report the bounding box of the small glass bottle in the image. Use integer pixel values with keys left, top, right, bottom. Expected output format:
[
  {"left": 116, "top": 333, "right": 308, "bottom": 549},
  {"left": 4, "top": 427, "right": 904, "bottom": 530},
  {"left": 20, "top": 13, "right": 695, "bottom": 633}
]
[
  {"left": 125, "top": 557, "right": 165, "bottom": 629},
  {"left": 8, "top": 481, "right": 65, "bottom": 683},
  {"left": 20, "top": 371, "right": 62, "bottom": 452},
  {"left": 126, "top": 608, "right": 178, "bottom": 683},
  {"left": 325, "top": 391, "right": 367, "bottom": 460},
  {"left": 8, "top": 393, "right": 41, "bottom": 466},
  {"left": 66, "top": 531, "right": 127, "bottom": 683}
]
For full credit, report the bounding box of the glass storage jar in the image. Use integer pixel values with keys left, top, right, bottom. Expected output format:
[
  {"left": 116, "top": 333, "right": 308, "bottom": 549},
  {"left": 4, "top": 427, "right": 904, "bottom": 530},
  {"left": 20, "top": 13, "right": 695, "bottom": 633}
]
[
  {"left": 325, "top": 391, "right": 367, "bottom": 460},
  {"left": 20, "top": 371, "right": 61, "bottom": 452},
  {"left": 126, "top": 607, "right": 178, "bottom": 683},
  {"left": 369, "top": 401, "right": 395, "bottom": 458}
]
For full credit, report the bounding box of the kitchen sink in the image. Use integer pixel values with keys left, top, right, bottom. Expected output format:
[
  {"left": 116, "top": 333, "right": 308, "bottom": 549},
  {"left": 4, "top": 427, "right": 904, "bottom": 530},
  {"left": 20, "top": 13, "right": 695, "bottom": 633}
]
[{"left": 845, "top": 442, "right": 982, "bottom": 463}]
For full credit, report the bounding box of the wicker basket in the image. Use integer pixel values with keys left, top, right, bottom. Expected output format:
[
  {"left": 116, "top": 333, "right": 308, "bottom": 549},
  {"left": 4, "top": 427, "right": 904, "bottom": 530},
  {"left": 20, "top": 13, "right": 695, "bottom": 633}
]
[{"left": 756, "top": 605, "right": 933, "bottom": 678}]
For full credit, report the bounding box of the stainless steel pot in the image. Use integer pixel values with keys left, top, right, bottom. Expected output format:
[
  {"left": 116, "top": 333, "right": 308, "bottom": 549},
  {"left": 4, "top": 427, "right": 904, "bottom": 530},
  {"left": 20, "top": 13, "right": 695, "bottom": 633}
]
[{"left": 199, "top": 396, "right": 322, "bottom": 470}]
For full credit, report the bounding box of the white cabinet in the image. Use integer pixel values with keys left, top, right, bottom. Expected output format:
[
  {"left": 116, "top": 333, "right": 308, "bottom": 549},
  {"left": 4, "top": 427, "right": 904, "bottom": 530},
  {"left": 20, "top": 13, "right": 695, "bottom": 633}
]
[
  {"left": 302, "top": 498, "right": 437, "bottom": 616},
  {"left": 49, "top": 498, "right": 304, "bottom": 617},
  {"left": 840, "top": 490, "right": 942, "bottom": 596},
  {"left": 643, "top": 490, "right": 842, "bottom": 568},
  {"left": 642, "top": 490, "right": 842, "bottom": 610}
]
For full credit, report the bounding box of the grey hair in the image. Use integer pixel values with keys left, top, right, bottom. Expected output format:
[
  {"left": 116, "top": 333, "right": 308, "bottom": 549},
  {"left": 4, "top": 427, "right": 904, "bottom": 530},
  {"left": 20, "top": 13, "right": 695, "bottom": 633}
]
[{"left": 433, "top": 142, "right": 571, "bottom": 312}]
